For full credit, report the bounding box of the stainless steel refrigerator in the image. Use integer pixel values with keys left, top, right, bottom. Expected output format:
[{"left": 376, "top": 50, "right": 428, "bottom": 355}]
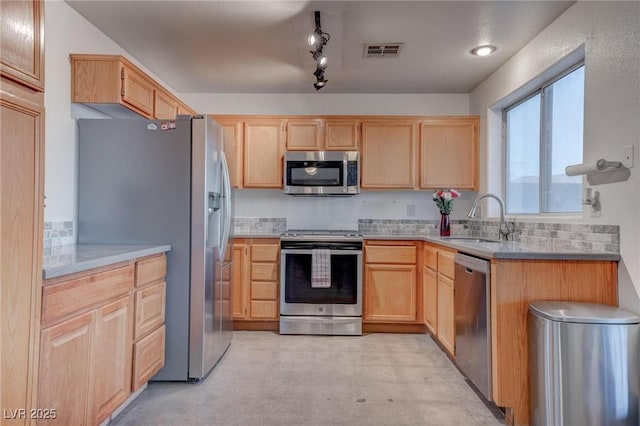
[{"left": 77, "top": 115, "right": 232, "bottom": 381}]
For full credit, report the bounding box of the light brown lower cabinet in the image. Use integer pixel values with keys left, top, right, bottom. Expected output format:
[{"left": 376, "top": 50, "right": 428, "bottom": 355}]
[
  {"left": 38, "top": 254, "right": 167, "bottom": 425},
  {"left": 94, "top": 296, "right": 134, "bottom": 423},
  {"left": 38, "top": 312, "right": 94, "bottom": 426},
  {"left": 363, "top": 241, "right": 419, "bottom": 324},
  {"left": 132, "top": 325, "right": 166, "bottom": 391},
  {"left": 132, "top": 254, "right": 167, "bottom": 391},
  {"left": 436, "top": 274, "right": 455, "bottom": 355},
  {"left": 232, "top": 238, "right": 280, "bottom": 325},
  {"left": 422, "top": 266, "right": 437, "bottom": 334}
]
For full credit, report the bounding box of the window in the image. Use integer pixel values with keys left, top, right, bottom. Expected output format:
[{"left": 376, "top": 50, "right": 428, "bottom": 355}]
[{"left": 504, "top": 64, "right": 585, "bottom": 214}]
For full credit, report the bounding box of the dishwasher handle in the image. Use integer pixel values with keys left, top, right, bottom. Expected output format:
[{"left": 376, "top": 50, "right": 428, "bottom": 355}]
[{"left": 455, "top": 253, "right": 490, "bottom": 274}]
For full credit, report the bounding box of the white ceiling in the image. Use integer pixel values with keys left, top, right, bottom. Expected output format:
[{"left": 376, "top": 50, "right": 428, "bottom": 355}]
[{"left": 65, "top": 1, "right": 574, "bottom": 94}]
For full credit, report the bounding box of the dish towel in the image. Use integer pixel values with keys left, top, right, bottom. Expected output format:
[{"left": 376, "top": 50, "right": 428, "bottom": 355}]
[{"left": 311, "top": 249, "right": 331, "bottom": 288}]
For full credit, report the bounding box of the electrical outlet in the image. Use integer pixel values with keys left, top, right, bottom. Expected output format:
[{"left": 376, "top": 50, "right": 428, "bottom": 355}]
[
  {"left": 407, "top": 204, "right": 416, "bottom": 217},
  {"left": 623, "top": 145, "right": 634, "bottom": 168}
]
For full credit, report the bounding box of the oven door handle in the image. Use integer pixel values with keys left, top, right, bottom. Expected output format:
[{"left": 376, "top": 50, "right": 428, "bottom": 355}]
[{"left": 281, "top": 249, "right": 362, "bottom": 255}]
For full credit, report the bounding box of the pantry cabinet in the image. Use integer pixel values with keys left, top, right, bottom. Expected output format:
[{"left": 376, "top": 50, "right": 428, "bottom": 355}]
[
  {"left": 0, "top": 0, "right": 44, "bottom": 90},
  {"left": 360, "top": 120, "right": 418, "bottom": 189},
  {"left": 420, "top": 117, "right": 479, "bottom": 190},
  {"left": 231, "top": 239, "right": 280, "bottom": 326},
  {"left": 243, "top": 119, "right": 285, "bottom": 188},
  {"left": 1, "top": 0, "right": 45, "bottom": 420},
  {"left": 363, "top": 241, "right": 418, "bottom": 323}
]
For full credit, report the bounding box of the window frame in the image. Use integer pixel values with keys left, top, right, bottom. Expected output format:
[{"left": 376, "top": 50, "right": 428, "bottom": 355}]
[{"left": 502, "top": 61, "right": 585, "bottom": 216}]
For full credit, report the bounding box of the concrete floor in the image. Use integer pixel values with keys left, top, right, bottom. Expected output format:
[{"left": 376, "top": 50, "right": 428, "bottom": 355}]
[{"left": 113, "top": 332, "right": 504, "bottom": 426}]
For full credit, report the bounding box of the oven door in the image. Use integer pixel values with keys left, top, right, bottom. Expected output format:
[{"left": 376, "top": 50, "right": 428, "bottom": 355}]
[{"left": 280, "top": 248, "right": 362, "bottom": 317}]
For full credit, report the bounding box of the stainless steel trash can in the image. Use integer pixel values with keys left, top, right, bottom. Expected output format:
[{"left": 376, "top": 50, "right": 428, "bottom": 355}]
[{"left": 529, "top": 301, "right": 640, "bottom": 426}]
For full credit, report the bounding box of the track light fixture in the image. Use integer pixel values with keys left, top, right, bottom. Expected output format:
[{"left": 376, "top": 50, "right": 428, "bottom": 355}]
[{"left": 308, "top": 11, "right": 330, "bottom": 91}]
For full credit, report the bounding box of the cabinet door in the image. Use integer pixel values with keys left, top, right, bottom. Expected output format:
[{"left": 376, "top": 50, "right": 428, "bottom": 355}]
[
  {"left": 361, "top": 121, "right": 417, "bottom": 188},
  {"left": 231, "top": 244, "right": 248, "bottom": 319},
  {"left": 420, "top": 117, "right": 478, "bottom": 190},
  {"left": 1, "top": 77, "right": 44, "bottom": 424},
  {"left": 364, "top": 264, "right": 416, "bottom": 322},
  {"left": 423, "top": 266, "right": 437, "bottom": 334},
  {"left": 134, "top": 281, "right": 166, "bottom": 339},
  {"left": 325, "top": 119, "right": 359, "bottom": 150},
  {"left": 94, "top": 296, "right": 133, "bottom": 424},
  {"left": 39, "top": 312, "right": 94, "bottom": 426},
  {"left": 218, "top": 119, "right": 244, "bottom": 188},
  {"left": 120, "top": 64, "right": 154, "bottom": 117},
  {"left": 153, "top": 89, "right": 178, "bottom": 119},
  {"left": 243, "top": 119, "right": 284, "bottom": 188},
  {"left": 0, "top": 0, "right": 44, "bottom": 90},
  {"left": 286, "top": 119, "right": 323, "bottom": 150},
  {"left": 437, "top": 274, "right": 455, "bottom": 356},
  {"left": 132, "top": 325, "right": 165, "bottom": 391}
]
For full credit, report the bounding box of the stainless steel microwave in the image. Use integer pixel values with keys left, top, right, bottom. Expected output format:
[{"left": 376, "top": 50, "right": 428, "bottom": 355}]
[{"left": 284, "top": 151, "right": 359, "bottom": 196}]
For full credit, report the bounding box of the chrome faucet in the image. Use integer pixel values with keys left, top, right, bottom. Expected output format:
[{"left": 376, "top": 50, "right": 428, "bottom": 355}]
[{"left": 468, "top": 193, "right": 512, "bottom": 240}]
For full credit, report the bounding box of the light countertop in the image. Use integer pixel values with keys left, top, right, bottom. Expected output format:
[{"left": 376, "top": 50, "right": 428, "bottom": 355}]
[
  {"left": 363, "top": 234, "right": 620, "bottom": 261},
  {"left": 229, "top": 232, "right": 619, "bottom": 261},
  {"left": 43, "top": 244, "right": 171, "bottom": 280}
]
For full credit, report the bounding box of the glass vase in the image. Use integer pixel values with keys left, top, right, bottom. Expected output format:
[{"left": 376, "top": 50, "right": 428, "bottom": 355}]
[{"left": 439, "top": 213, "right": 450, "bottom": 237}]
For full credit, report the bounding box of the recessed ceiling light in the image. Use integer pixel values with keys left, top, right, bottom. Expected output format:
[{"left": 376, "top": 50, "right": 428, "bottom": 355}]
[{"left": 471, "top": 45, "right": 497, "bottom": 57}]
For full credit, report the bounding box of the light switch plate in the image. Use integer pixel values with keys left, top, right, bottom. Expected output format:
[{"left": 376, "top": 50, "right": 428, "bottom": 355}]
[{"left": 623, "top": 145, "right": 634, "bottom": 168}]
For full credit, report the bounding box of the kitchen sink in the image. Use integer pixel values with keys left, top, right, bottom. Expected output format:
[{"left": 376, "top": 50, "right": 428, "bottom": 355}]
[{"left": 443, "top": 236, "right": 502, "bottom": 244}]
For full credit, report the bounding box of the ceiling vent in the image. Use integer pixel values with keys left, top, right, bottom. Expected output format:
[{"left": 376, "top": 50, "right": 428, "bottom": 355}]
[{"left": 364, "top": 43, "right": 403, "bottom": 58}]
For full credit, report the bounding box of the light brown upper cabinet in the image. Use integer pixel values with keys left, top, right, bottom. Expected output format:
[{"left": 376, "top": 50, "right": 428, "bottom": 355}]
[
  {"left": 361, "top": 120, "right": 418, "bottom": 189},
  {"left": 0, "top": 0, "right": 44, "bottom": 91},
  {"left": 420, "top": 117, "right": 479, "bottom": 190},
  {"left": 216, "top": 117, "right": 245, "bottom": 188},
  {"left": 243, "top": 118, "right": 285, "bottom": 188},
  {"left": 285, "top": 118, "right": 324, "bottom": 151},
  {"left": 154, "top": 88, "right": 179, "bottom": 120},
  {"left": 324, "top": 118, "right": 359, "bottom": 150},
  {"left": 70, "top": 54, "right": 197, "bottom": 119}
]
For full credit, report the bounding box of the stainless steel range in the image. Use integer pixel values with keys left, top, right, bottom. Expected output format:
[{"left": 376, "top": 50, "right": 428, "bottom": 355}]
[{"left": 279, "top": 230, "right": 363, "bottom": 335}]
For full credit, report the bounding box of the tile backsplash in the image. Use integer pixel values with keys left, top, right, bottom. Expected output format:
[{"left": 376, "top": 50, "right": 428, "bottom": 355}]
[
  {"left": 360, "top": 218, "right": 620, "bottom": 253},
  {"left": 358, "top": 219, "right": 467, "bottom": 236},
  {"left": 43, "top": 221, "right": 74, "bottom": 249},
  {"left": 233, "top": 217, "right": 287, "bottom": 235}
]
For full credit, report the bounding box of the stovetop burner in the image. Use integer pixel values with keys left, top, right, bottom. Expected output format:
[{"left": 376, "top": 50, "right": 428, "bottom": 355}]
[{"left": 280, "top": 229, "right": 362, "bottom": 241}]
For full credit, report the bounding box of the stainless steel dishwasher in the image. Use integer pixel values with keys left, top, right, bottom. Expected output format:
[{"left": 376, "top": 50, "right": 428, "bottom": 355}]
[{"left": 454, "top": 253, "right": 492, "bottom": 401}]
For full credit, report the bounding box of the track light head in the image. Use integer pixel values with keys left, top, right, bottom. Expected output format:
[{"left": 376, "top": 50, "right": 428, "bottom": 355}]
[{"left": 313, "top": 78, "right": 327, "bottom": 91}]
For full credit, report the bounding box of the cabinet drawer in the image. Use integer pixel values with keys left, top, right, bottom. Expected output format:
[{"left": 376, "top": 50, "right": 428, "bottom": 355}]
[
  {"left": 132, "top": 325, "right": 165, "bottom": 391},
  {"left": 424, "top": 245, "right": 438, "bottom": 270},
  {"left": 365, "top": 245, "right": 417, "bottom": 264},
  {"left": 136, "top": 255, "right": 166, "bottom": 287},
  {"left": 251, "top": 281, "right": 277, "bottom": 300},
  {"left": 42, "top": 265, "right": 134, "bottom": 327},
  {"left": 250, "top": 300, "right": 278, "bottom": 319},
  {"left": 251, "top": 263, "right": 278, "bottom": 281},
  {"left": 438, "top": 251, "right": 456, "bottom": 279},
  {"left": 134, "top": 281, "right": 166, "bottom": 340},
  {"left": 251, "top": 244, "right": 279, "bottom": 262}
]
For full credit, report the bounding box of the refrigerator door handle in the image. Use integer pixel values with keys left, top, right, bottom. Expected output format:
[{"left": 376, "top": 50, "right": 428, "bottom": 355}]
[{"left": 220, "top": 152, "right": 232, "bottom": 261}]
